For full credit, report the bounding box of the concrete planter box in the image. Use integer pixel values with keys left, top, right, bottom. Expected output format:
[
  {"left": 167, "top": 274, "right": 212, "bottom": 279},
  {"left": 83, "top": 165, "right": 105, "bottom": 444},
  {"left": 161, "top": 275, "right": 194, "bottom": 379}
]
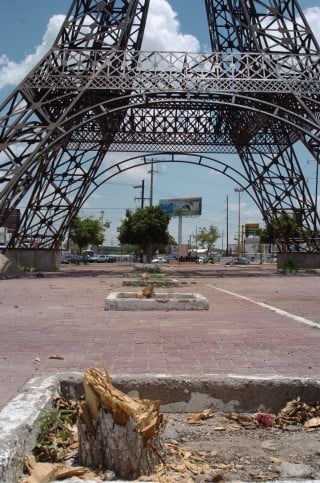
[
  {"left": 122, "top": 278, "right": 179, "bottom": 287},
  {"left": 1, "top": 373, "right": 320, "bottom": 483},
  {"left": 105, "top": 292, "right": 209, "bottom": 310}
]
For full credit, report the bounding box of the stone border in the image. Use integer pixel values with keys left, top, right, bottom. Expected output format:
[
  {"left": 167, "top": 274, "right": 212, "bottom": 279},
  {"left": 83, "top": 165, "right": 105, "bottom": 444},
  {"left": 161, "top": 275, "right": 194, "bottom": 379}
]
[
  {"left": 0, "top": 375, "right": 59, "bottom": 482},
  {"left": 1, "top": 373, "right": 320, "bottom": 482},
  {"left": 105, "top": 292, "right": 209, "bottom": 310},
  {"left": 122, "top": 278, "right": 180, "bottom": 287}
]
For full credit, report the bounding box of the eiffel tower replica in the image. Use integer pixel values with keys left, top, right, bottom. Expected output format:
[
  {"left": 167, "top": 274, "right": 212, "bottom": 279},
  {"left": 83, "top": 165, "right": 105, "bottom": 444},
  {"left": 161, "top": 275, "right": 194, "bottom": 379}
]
[{"left": 0, "top": 0, "right": 319, "bottom": 268}]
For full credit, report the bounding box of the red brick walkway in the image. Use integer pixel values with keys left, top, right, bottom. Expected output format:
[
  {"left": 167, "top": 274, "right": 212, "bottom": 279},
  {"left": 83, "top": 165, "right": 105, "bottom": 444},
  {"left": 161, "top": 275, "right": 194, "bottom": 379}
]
[{"left": 0, "top": 263, "right": 319, "bottom": 409}]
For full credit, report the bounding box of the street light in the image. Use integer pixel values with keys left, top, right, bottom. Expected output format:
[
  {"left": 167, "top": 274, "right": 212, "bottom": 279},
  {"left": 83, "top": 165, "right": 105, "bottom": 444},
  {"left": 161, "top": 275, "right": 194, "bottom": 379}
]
[{"left": 234, "top": 188, "right": 244, "bottom": 256}]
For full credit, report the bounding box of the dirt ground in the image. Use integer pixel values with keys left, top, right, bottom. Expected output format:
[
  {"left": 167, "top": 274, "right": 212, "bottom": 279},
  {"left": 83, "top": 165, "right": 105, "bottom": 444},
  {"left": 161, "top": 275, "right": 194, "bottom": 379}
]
[
  {"left": 156, "top": 410, "right": 320, "bottom": 482},
  {"left": 22, "top": 402, "right": 320, "bottom": 482}
]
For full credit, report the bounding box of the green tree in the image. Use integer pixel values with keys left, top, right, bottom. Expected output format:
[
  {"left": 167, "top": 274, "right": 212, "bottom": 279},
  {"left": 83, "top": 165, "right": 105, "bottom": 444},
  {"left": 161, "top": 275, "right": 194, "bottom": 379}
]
[
  {"left": 118, "top": 206, "right": 170, "bottom": 261},
  {"left": 154, "top": 233, "right": 177, "bottom": 255},
  {"left": 260, "top": 213, "right": 303, "bottom": 251},
  {"left": 193, "top": 225, "right": 220, "bottom": 256},
  {"left": 69, "top": 217, "right": 110, "bottom": 253}
]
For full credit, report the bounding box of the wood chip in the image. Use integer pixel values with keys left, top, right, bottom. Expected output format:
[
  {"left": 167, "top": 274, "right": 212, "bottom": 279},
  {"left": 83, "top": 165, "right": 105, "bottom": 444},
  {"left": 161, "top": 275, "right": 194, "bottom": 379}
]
[
  {"left": 213, "top": 463, "right": 231, "bottom": 469},
  {"left": 251, "top": 472, "right": 273, "bottom": 479},
  {"left": 304, "top": 417, "right": 320, "bottom": 428},
  {"left": 187, "top": 409, "right": 214, "bottom": 424},
  {"left": 270, "top": 457, "right": 283, "bottom": 463},
  {"left": 20, "top": 458, "right": 88, "bottom": 483}
]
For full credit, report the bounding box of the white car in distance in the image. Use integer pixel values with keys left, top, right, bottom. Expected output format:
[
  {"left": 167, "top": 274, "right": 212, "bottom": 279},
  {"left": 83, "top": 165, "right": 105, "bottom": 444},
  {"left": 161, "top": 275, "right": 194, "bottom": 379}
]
[{"left": 151, "top": 256, "right": 169, "bottom": 264}]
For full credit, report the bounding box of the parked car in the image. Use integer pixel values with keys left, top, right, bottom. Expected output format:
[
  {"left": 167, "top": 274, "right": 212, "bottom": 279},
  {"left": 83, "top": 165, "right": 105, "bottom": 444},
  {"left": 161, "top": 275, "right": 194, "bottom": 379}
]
[
  {"left": 151, "top": 256, "right": 169, "bottom": 264},
  {"left": 225, "top": 257, "right": 250, "bottom": 265},
  {"left": 87, "top": 253, "right": 100, "bottom": 262},
  {"left": 96, "top": 254, "right": 114, "bottom": 263},
  {"left": 60, "top": 254, "right": 82, "bottom": 264},
  {"left": 197, "top": 256, "right": 208, "bottom": 264}
]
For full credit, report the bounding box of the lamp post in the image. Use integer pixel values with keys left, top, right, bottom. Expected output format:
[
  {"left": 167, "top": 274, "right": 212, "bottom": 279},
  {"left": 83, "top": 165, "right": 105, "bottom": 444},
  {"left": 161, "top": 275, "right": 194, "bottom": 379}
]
[
  {"left": 234, "top": 188, "right": 244, "bottom": 256},
  {"left": 100, "top": 210, "right": 104, "bottom": 254}
]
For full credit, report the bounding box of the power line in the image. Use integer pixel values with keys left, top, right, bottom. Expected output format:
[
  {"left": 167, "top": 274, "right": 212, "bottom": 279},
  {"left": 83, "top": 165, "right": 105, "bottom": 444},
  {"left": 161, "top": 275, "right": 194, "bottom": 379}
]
[{"left": 133, "top": 179, "right": 149, "bottom": 208}]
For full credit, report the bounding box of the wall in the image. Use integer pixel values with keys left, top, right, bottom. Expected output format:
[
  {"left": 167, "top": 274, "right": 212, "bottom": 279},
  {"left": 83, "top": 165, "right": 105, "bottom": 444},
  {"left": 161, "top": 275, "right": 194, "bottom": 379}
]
[
  {"left": 277, "top": 253, "right": 320, "bottom": 270},
  {"left": 5, "top": 249, "right": 60, "bottom": 272}
]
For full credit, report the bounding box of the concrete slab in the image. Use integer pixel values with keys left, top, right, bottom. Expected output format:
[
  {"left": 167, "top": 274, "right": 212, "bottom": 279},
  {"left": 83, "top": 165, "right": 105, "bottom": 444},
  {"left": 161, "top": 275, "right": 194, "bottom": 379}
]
[
  {"left": 105, "top": 291, "right": 209, "bottom": 310},
  {"left": 0, "top": 375, "right": 59, "bottom": 483}
]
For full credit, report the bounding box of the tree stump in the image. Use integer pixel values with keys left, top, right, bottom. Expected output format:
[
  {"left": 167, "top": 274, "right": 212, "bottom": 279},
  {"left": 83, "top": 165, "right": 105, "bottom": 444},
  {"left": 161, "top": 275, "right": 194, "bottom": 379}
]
[{"left": 78, "top": 368, "right": 164, "bottom": 480}]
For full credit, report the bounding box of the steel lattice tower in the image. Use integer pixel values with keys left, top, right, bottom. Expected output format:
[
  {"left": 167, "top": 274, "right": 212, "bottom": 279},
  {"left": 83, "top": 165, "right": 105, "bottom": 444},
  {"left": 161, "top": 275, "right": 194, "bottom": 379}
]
[{"left": 0, "top": 0, "right": 319, "bottom": 257}]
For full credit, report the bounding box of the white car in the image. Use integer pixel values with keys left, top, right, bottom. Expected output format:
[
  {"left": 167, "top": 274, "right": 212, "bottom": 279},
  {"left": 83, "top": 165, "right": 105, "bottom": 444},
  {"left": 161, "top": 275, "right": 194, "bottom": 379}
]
[{"left": 151, "top": 256, "right": 168, "bottom": 264}]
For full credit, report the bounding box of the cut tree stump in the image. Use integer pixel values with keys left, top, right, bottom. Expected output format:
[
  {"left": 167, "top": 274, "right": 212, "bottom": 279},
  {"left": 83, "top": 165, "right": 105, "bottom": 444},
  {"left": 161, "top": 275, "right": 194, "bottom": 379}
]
[{"left": 78, "top": 368, "right": 164, "bottom": 480}]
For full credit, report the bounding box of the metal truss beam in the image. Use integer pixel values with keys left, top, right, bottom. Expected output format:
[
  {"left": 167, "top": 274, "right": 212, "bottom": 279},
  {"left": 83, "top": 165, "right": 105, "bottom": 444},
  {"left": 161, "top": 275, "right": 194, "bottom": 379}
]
[{"left": 0, "top": 0, "right": 320, "bottom": 253}]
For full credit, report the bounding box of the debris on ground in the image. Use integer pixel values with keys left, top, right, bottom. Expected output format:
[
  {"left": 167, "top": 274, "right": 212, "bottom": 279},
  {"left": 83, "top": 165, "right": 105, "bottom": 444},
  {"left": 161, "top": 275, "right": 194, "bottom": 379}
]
[
  {"left": 275, "top": 396, "right": 320, "bottom": 428},
  {"left": 187, "top": 409, "right": 214, "bottom": 425},
  {"left": 141, "top": 272, "right": 150, "bottom": 280},
  {"left": 254, "top": 412, "right": 274, "bottom": 427},
  {"left": 47, "top": 354, "right": 65, "bottom": 360},
  {"left": 20, "top": 394, "right": 320, "bottom": 482},
  {"left": 20, "top": 455, "right": 102, "bottom": 483}
]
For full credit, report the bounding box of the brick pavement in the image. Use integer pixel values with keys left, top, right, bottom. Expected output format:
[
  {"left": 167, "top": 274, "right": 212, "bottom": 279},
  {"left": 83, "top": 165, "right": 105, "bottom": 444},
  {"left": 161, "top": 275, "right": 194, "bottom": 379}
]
[{"left": 0, "top": 263, "right": 319, "bottom": 409}]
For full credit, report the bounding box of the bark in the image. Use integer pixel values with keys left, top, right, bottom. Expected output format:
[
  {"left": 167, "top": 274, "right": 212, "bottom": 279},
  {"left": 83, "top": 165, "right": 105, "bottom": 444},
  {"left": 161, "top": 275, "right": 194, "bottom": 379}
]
[{"left": 78, "top": 368, "right": 163, "bottom": 480}]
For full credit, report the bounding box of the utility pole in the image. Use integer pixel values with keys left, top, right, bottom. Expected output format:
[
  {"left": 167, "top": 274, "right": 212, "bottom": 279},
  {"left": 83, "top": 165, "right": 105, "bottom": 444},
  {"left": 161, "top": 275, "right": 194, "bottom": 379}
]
[
  {"left": 195, "top": 226, "right": 198, "bottom": 264},
  {"left": 234, "top": 188, "right": 244, "bottom": 256},
  {"left": 133, "top": 179, "right": 146, "bottom": 208},
  {"left": 148, "top": 161, "right": 158, "bottom": 207},
  {"left": 226, "top": 195, "right": 229, "bottom": 255},
  {"left": 178, "top": 210, "right": 183, "bottom": 244}
]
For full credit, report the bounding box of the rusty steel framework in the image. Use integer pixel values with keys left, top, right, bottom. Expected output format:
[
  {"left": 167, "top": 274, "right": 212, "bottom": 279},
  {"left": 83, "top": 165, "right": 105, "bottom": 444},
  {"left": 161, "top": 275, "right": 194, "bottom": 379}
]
[{"left": 0, "top": 0, "right": 320, "bottom": 252}]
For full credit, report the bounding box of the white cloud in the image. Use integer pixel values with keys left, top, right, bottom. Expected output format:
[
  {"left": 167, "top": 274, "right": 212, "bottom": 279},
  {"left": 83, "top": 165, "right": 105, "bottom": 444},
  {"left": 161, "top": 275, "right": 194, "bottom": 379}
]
[
  {"left": 142, "top": 0, "right": 200, "bottom": 51},
  {"left": 304, "top": 6, "right": 320, "bottom": 43},
  {"left": 0, "top": 1, "right": 201, "bottom": 91},
  {"left": 100, "top": 151, "right": 148, "bottom": 183},
  {"left": 0, "top": 15, "right": 65, "bottom": 90}
]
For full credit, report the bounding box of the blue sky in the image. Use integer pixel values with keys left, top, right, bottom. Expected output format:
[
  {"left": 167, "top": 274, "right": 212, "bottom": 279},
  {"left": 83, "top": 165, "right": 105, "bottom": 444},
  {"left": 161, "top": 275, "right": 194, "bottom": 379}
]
[{"left": 1, "top": 0, "right": 319, "bottom": 248}]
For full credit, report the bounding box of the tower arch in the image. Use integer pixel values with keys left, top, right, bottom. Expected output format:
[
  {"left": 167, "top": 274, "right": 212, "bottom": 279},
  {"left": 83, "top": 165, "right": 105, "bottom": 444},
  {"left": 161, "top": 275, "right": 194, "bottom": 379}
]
[{"left": 0, "top": 0, "right": 319, "bottom": 257}]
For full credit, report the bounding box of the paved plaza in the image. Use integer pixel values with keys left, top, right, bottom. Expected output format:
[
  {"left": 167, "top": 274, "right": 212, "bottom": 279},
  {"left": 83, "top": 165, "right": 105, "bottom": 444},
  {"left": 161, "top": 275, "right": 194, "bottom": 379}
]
[{"left": 0, "top": 263, "right": 319, "bottom": 409}]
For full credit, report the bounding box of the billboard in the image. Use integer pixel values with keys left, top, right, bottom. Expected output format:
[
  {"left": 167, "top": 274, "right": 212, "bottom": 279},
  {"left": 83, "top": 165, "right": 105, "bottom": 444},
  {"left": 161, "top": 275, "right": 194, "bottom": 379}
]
[
  {"left": 245, "top": 223, "right": 260, "bottom": 236},
  {"left": 159, "top": 197, "right": 202, "bottom": 217}
]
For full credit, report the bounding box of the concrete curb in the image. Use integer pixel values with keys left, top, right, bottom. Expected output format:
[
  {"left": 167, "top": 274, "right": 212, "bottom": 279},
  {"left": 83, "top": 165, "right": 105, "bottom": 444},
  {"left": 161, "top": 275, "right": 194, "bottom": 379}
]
[
  {"left": 0, "top": 375, "right": 59, "bottom": 482},
  {"left": 104, "top": 292, "right": 209, "bottom": 310},
  {"left": 122, "top": 278, "right": 180, "bottom": 287},
  {"left": 1, "top": 373, "right": 320, "bottom": 482}
]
